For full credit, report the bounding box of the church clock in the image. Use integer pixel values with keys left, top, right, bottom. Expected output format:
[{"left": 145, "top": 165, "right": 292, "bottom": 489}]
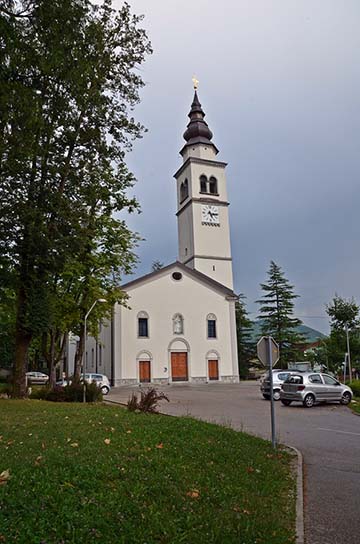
[{"left": 201, "top": 205, "right": 220, "bottom": 225}]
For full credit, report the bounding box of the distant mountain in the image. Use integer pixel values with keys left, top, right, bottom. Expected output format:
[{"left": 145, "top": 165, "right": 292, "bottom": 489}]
[{"left": 249, "top": 321, "right": 326, "bottom": 343}]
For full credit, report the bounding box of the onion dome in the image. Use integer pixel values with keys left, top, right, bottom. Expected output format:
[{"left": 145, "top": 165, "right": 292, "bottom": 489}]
[{"left": 183, "top": 91, "right": 214, "bottom": 146}]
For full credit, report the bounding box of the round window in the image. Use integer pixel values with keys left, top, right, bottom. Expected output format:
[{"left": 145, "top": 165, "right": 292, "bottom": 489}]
[{"left": 172, "top": 272, "right": 182, "bottom": 281}]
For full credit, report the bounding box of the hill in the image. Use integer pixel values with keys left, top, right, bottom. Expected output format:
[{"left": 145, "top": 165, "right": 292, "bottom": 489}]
[{"left": 249, "top": 322, "right": 326, "bottom": 343}]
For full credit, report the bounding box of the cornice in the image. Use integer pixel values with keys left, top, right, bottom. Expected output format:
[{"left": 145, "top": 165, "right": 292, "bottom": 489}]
[
  {"left": 174, "top": 156, "right": 228, "bottom": 179},
  {"left": 176, "top": 197, "right": 229, "bottom": 216}
]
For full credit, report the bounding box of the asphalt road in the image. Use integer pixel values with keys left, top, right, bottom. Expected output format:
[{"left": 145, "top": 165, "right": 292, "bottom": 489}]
[{"left": 108, "top": 381, "right": 360, "bottom": 544}]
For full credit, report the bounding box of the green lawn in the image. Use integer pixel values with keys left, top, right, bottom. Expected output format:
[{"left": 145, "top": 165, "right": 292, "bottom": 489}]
[
  {"left": 350, "top": 397, "right": 360, "bottom": 414},
  {"left": 0, "top": 401, "right": 296, "bottom": 544}
]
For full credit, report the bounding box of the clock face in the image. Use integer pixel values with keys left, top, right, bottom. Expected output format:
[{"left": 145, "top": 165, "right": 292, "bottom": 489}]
[{"left": 201, "top": 205, "right": 220, "bottom": 225}]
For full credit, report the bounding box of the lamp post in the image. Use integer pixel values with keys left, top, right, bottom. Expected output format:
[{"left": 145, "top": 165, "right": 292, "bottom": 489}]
[
  {"left": 345, "top": 323, "right": 352, "bottom": 383},
  {"left": 83, "top": 298, "right": 107, "bottom": 403}
]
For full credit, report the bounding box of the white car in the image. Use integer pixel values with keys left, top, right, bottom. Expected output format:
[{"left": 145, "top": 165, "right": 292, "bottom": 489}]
[
  {"left": 26, "top": 371, "right": 49, "bottom": 385},
  {"left": 84, "top": 373, "right": 111, "bottom": 395}
]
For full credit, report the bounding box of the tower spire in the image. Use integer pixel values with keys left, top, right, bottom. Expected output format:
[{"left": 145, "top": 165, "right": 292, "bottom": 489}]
[{"left": 181, "top": 80, "right": 218, "bottom": 155}]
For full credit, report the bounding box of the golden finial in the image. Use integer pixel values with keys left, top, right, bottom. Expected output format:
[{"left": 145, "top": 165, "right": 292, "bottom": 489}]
[{"left": 192, "top": 75, "right": 199, "bottom": 90}]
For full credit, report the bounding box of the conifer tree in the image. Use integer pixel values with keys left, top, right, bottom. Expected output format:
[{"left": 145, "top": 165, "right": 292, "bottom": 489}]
[
  {"left": 235, "top": 294, "right": 255, "bottom": 378},
  {"left": 256, "top": 261, "right": 304, "bottom": 367}
]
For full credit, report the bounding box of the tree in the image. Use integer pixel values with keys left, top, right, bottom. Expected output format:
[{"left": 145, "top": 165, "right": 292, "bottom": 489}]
[
  {"left": 326, "top": 295, "right": 360, "bottom": 381},
  {"left": 235, "top": 294, "right": 254, "bottom": 378},
  {"left": 0, "top": 0, "right": 151, "bottom": 396},
  {"left": 256, "top": 261, "right": 304, "bottom": 367},
  {"left": 151, "top": 260, "right": 164, "bottom": 272}
]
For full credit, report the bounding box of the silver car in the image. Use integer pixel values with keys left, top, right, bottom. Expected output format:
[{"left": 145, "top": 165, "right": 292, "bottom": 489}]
[
  {"left": 260, "top": 370, "right": 293, "bottom": 401},
  {"left": 280, "top": 372, "right": 353, "bottom": 408}
]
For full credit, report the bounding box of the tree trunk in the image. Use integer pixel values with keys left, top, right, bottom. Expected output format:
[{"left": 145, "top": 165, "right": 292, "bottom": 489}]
[
  {"left": 48, "top": 331, "right": 57, "bottom": 388},
  {"left": 73, "top": 323, "right": 85, "bottom": 378},
  {"left": 12, "top": 287, "right": 32, "bottom": 398}
]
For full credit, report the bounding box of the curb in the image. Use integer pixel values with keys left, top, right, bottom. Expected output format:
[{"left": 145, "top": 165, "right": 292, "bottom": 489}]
[
  {"left": 285, "top": 445, "right": 304, "bottom": 544},
  {"left": 105, "top": 397, "right": 305, "bottom": 543}
]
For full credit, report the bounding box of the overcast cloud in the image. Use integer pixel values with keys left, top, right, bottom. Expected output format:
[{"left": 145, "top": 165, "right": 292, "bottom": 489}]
[{"left": 113, "top": 0, "right": 360, "bottom": 334}]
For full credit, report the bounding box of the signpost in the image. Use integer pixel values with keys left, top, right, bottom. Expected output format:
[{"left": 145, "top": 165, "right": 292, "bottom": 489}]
[{"left": 257, "top": 336, "right": 279, "bottom": 449}]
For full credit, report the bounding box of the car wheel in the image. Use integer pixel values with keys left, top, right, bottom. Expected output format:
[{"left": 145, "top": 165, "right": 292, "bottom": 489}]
[
  {"left": 281, "top": 399, "right": 292, "bottom": 406},
  {"left": 101, "top": 386, "right": 109, "bottom": 395},
  {"left": 273, "top": 389, "right": 281, "bottom": 401},
  {"left": 303, "top": 393, "right": 315, "bottom": 408},
  {"left": 262, "top": 394, "right": 270, "bottom": 400},
  {"left": 340, "top": 391, "right": 352, "bottom": 405}
]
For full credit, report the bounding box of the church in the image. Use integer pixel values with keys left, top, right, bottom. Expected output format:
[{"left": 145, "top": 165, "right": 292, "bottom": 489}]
[{"left": 76, "top": 87, "right": 240, "bottom": 386}]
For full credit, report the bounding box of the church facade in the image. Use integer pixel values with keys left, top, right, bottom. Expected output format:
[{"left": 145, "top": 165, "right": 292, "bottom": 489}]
[{"left": 79, "top": 89, "right": 239, "bottom": 386}]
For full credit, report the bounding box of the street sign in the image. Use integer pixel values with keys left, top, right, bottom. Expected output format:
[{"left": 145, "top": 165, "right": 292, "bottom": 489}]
[
  {"left": 256, "top": 336, "right": 279, "bottom": 449},
  {"left": 257, "top": 336, "right": 279, "bottom": 366}
]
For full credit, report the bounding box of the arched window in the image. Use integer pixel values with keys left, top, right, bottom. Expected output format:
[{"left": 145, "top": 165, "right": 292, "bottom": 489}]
[
  {"left": 209, "top": 176, "right": 218, "bottom": 194},
  {"left": 137, "top": 311, "right": 149, "bottom": 338},
  {"left": 207, "top": 313, "right": 217, "bottom": 339},
  {"left": 180, "top": 178, "right": 189, "bottom": 202},
  {"left": 173, "top": 313, "right": 184, "bottom": 335},
  {"left": 200, "top": 175, "right": 207, "bottom": 193}
]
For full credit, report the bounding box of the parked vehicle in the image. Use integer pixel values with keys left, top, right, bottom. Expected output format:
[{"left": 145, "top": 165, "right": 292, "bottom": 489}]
[
  {"left": 56, "top": 373, "right": 111, "bottom": 395},
  {"left": 84, "top": 373, "right": 111, "bottom": 395},
  {"left": 26, "top": 371, "right": 49, "bottom": 385},
  {"left": 280, "top": 372, "right": 353, "bottom": 408},
  {"left": 260, "top": 370, "right": 293, "bottom": 401}
]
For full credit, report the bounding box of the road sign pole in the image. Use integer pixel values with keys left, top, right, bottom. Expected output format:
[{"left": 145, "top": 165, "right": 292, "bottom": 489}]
[{"left": 267, "top": 337, "right": 276, "bottom": 449}]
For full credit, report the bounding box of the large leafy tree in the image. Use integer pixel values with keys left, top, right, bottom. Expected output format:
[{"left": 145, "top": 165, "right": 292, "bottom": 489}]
[
  {"left": 256, "top": 261, "right": 304, "bottom": 367},
  {"left": 235, "top": 294, "right": 254, "bottom": 378},
  {"left": 326, "top": 295, "right": 360, "bottom": 380},
  {"left": 0, "top": 0, "right": 151, "bottom": 396}
]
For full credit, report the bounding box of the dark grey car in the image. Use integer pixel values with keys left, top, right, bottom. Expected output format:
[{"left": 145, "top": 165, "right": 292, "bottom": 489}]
[{"left": 280, "top": 372, "right": 353, "bottom": 407}]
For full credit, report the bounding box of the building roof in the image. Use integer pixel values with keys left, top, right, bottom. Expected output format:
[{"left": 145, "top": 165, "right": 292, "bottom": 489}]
[
  {"left": 181, "top": 91, "right": 219, "bottom": 155},
  {"left": 121, "top": 261, "right": 237, "bottom": 299}
]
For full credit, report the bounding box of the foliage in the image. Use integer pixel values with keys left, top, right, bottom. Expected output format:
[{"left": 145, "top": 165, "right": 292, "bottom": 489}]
[
  {"left": 326, "top": 295, "right": 360, "bottom": 331},
  {"left": 256, "top": 261, "right": 304, "bottom": 368},
  {"left": 0, "top": 401, "right": 296, "bottom": 543},
  {"left": 151, "top": 260, "right": 164, "bottom": 272},
  {"left": 127, "top": 387, "right": 170, "bottom": 413},
  {"left": 126, "top": 392, "right": 139, "bottom": 412},
  {"left": 347, "top": 380, "right": 360, "bottom": 397},
  {"left": 29, "top": 381, "right": 103, "bottom": 402},
  {"left": 0, "top": 0, "right": 152, "bottom": 395},
  {"left": 235, "top": 295, "right": 255, "bottom": 378}
]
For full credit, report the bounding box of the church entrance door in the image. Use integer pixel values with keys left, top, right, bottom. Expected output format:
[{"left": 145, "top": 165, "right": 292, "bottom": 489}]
[
  {"left": 208, "top": 360, "right": 219, "bottom": 380},
  {"left": 139, "top": 361, "right": 151, "bottom": 383},
  {"left": 171, "top": 352, "right": 188, "bottom": 382}
]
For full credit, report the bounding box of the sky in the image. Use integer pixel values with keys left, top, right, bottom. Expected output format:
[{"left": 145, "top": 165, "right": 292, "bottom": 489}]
[{"left": 112, "top": 0, "right": 360, "bottom": 334}]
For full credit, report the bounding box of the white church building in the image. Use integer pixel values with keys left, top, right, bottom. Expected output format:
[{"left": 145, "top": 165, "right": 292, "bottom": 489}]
[{"left": 76, "top": 89, "right": 239, "bottom": 386}]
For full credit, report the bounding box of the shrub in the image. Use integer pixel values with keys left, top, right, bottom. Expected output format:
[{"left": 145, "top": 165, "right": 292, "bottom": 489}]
[
  {"left": 127, "top": 388, "right": 169, "bottom": 413},
  {"left": 29, "top": 381, "right": 103, "bottom": 403},
  {"left": 349, "top": 380, "right": 360, "bottom": 397},
  {"left": 127, "top": 392, "right": 139, "bottom": 412}
]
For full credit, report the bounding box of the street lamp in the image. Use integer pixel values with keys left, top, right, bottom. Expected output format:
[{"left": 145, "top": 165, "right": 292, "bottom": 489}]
[{"left": 83, "top": 298, "right": 107, "bottom": 403}]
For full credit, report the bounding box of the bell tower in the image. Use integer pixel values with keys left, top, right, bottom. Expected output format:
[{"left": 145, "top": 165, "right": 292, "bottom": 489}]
[{"left": 174, "top": 85, "right": 234, "bottom": 290}]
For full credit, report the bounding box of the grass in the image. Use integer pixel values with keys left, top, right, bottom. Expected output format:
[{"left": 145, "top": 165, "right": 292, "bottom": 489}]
[
  {"left": 0, "top": 401, "right": 296, "bottom": 544},
  {"left": 350, "top": 397, "right": 360, "bottom": 414}
]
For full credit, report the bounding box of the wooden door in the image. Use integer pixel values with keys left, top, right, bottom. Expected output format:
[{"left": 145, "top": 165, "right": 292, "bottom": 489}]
[
  {"left": 171, "top": 352, "right": 188, "bottom": 382},
  {"left": 139, "top": 361, "right": 151, "bottom": 383},
  {"left": 208, "top": 360, "right": 219, "bottom": 381}
]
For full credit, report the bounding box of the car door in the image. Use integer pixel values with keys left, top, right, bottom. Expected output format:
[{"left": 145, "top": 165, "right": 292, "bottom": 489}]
[
  {"left": 322, "top": 374, "right": 342, "bottom": 400},
  {"left": 307, "top": 374, "right": 327, "bottom": 401}
]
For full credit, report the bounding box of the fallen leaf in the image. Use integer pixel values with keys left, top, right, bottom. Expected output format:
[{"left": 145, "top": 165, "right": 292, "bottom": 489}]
[
  {"left": 34, "top": 455, "right": 43, "bottom": 466},
  {"left": 126, "top": 430, "right": 132, "bottom": 434},
  {"left": 110, "top": 427, "right": 115, "bottom": 432},
  {"left": 104, "top": 438, "right": 111, "bottom": 445},
  {"left": 0, "top": 470, "right": 10, "bottom": 486},
  {"left": 246, "top": 466, "right": 254, "bottom": 473},
  {"left": 186, "top": 489, "right": 200, "bottom": 499},
  {"left": 70, "top": 442, "right": 79, "bottom": 448},
  {"left": 41, "top": 442, "right": 46, "bottom": 450},
  {"left": 156, "top": 443, "right": 164, "bottom": 449}
]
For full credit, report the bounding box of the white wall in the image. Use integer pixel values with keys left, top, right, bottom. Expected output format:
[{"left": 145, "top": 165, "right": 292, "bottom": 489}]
[{"left": 115, "top": 265, "right": 238, "bottom": 385}]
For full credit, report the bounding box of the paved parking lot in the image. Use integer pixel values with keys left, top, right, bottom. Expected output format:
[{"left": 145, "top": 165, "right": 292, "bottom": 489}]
[{"left": 108, "top": 381, "right": 360, "bottom": 544}]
